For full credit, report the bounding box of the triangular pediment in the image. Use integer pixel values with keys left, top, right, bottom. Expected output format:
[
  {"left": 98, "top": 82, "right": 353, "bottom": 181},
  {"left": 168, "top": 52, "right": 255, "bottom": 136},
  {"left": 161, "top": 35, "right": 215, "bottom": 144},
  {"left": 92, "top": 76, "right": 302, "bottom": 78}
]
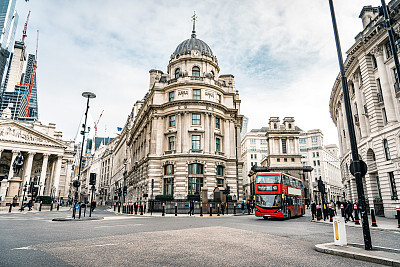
[{"left": 0, "top": 120, "right": 66, "bottom": 148}]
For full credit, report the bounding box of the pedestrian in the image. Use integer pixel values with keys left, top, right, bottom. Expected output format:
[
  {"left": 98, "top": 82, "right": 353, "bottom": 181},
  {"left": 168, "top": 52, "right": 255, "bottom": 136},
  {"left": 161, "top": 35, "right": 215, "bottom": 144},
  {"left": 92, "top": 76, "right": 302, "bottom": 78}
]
[
  {"left": 344, "top": 200, "right": 354, "bottom": 222},
  {"left": 28, "top": 200, "right": 32, "bottom": 211},
  {"left": 251, "top": 201, "right": 254, "bottom": 213},
  {"left": 247, "top": 200, "right": 251, "bottom": 215},
  {"left": 144, "top": 202, "right": 146, "bottom": 214},
  {"left": 322, "top": 202, "right": 329, "bottom": 221},
  {"left": 311, "top": 202, "right": 316, "bottom": 220},
  {"left": 241, "top": 201, "right": 245, "bottom": 214},
  {"left": 221, "top": 202, "right": 225, "bottom": 215},
  {"left": 316, "top": 203, "right": 322, "bottom": 220}
]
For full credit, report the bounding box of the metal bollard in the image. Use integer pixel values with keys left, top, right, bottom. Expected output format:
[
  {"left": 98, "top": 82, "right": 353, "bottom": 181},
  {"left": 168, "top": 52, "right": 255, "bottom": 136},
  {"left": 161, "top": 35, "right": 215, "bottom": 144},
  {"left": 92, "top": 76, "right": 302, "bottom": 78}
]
[
  {"left": 72, "top": 205, "right": 76, "bottom": 219},
  {"left": 162, "top": 203, "right": 165, "bottom": 216},
  {"left": 354, "top": 203, "right": 360, "bottom": 225},
  {"left": 340, "top": 204, "right": 344, "bottom": 217},
  {"left": 217, "top": 204, "right": 220, "bottom": 216},
  {"left": 140, "top": 203, "right": 143, "bottom": 215},
  {"left": 233, "top": 203, "right": 236, "bottom": 215},
  {"left": 135, "top": 203, "right": 138, "bottom": 215},
  {"left": 131, "top": 204, "right": 133, "bottom": 214},
  {"left": 175, "top": 203, "right": 177, "bottom": 216},
  {"left": 210, "top": 204, "right": 212, "bottom": 216},
  {"left": 370, "top": 205, "right": 377, "bottom": 227},
  {"left": 84, "top": 205, "right": 86, "bottom": 217},
  {"left": 200, "top": 203, "right": 203, "bottom": 217},
  {"left": 226, "top": 203, "right": 228, "bottom": 215},
  {"left": 118, "top": 202, "right": 121, "bottom": 213},
  {"left": 39, "top": 201, "right": 42, "bottom": 212},
  {"left": 78, "top": 206, "right": 82, "bottom": 219},
  {"left": 8, "top": 203, "right": 12, "bottom": 213},
  {"left": 57, "top": 204, "right": 60, "bottom": 211},
  {"left": 397, "top": 206, "right": 400, "bottom": 228},
  {"left": 50, "top": 202, "right": 53, "bottom": 211},
  {"left": 329, "top": 204, "right": 333, "bottom": 222}
]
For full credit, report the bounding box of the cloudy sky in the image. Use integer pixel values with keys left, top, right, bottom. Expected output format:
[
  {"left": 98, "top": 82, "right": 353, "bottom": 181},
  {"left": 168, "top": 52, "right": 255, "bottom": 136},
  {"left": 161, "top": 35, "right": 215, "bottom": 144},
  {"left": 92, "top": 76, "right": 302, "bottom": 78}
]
[{"left": 14, "top": 0, "right": 380, "bottom": 145}]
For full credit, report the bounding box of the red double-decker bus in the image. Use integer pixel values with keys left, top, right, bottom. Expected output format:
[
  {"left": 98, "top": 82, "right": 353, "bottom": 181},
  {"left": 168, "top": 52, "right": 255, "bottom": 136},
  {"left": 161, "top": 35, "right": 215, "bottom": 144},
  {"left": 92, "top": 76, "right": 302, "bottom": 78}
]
[{"left": 254, "top": 172, "right": 305, "bottom": 219}]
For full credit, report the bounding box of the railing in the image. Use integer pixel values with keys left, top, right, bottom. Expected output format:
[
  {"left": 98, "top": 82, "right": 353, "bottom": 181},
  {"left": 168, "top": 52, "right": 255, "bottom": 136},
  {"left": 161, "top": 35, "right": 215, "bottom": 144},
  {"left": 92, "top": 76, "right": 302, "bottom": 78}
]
[
  {"left": 377, "top": 92, "right": 384, "bottom": 103},
  {"left": 165, "top": 76, "right": 226, "bottom": 87}
]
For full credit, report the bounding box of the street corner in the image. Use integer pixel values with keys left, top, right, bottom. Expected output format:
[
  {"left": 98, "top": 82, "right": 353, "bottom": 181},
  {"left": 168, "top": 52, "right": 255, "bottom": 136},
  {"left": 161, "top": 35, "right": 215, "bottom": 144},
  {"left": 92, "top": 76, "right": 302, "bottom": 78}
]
[{"left": 315, "top": 242, "right": 400, "bottom": 266}]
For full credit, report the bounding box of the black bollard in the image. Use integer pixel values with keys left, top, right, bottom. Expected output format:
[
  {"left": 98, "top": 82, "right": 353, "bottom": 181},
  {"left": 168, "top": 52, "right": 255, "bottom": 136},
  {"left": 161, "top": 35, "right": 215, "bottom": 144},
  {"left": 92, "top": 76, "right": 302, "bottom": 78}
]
[
  {"left": 140, "top": 203, "right": 144, "bottom": 215},
  {"left": 50, "top": 202, "right": 53, "bottom": 211},
  {"left": 118, "top": 202, "right": 121, "bottom": 213},
  {"left": 370, "top": 205, "right": 377, "bottom": 227},
  {"left": 233, "top": 203, "right": 236, "bottom": 215},
  {"left": 39, "top": 201, "right": 42, "bottom": 212},
  {"left": 8, "top": 203, "right": 12, "bottom": 213},
  {"left": 57, "top": 203, "right": 60, "bottom": 211},
  {"left": 217, "top": 204, "right": 220, "bottom": 216},
  {"left": 175, "top": 203, "right": 177, "bottom": 216},
  {"left": 84, "top": 205, "right": 86, "bottom": 217},
  {"left": 162, "top": 203, "right": 165, "bottom": 216},
  {"left": 397, "top": 206, "right": 400, "bottom": 228},
  {"left": 340, "top": 204, "right": 344, "bottom": 217},
  {"left": 200, "top": 203, "right": 203, "bottom": 217},
  {"left": 72, "top": 205, "right": 76, "bottom": 219},
  {"left": 329, "top": 204, "right": 333, "bottom": 222},
  {"left": 210, "top": 204, "right": 212, "bottom": 216},
  {"left": 354, "top": 203, "right": 360, "bottom": 225},
  {"left": 131, "top": 204, "right": 133, "bottom": 214},
  {"left": 78, "top": 206, "right": 82, "bottom": 219},
  {"left": 114, "top": 203, "right": 116, "bottom": 211},
  {"left": 226, "top": 203, "right": 228, "bottom": 215}
]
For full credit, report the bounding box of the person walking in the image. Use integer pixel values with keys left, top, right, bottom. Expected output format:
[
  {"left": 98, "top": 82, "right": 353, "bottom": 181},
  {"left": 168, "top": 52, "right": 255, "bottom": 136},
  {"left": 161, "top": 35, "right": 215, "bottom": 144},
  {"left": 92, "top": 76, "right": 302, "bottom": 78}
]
[
  {"left": 247, "top": 201, "right": 251, "bottom": 215},
  {"left": 322, "top": 202, "right": 328, "bottom": 221},
  {"left": 311, "top": 202, "right": 316, "bottom": 221},
  {"left": 221, "top": 202, "right": 225, "bottom": 215},
  {"left": 344, "top": 200, "right": 354, "bottom": 222},
  {"left": 241, "top": 201, "right": 245, "bottom": 214}
]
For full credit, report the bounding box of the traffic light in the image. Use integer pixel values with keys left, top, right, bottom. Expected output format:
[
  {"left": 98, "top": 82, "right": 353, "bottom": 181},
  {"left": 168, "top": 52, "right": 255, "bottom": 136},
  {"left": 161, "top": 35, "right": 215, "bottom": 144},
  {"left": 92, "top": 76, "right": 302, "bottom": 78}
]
[
  {"left": 318, "top": 178, "right": 325, "bottom": 195},
  {"left": 118, "top": 188, "right": 122, "bottom": 197},
  {"left": 123, "top": 186, "right": 127, "bottom": 196},
  {"left": 224, "top": 186, "right": 230, "bottom": 195},
  {"left": 73, "top": 180, "right": 81, "bottom": 188},
  {"left": 89, "top": 173, "right": 96, "bottom": 185}
]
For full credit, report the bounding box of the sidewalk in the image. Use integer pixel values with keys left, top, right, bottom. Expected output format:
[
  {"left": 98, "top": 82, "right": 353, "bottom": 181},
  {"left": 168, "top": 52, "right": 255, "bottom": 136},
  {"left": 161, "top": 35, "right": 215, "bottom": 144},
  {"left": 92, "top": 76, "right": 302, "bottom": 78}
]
[
  {"left": 312, "top": 215, "right": 400, "bottom": 232},
  {"left": 315, "top": 242, "right": 400, "bottom": 266}
]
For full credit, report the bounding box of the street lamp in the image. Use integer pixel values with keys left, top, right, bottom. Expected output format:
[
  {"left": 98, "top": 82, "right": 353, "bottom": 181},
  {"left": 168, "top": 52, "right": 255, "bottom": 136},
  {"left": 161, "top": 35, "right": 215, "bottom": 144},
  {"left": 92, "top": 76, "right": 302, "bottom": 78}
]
[{"left": 73, "top": 91, "right": 96, "bottom": 217}]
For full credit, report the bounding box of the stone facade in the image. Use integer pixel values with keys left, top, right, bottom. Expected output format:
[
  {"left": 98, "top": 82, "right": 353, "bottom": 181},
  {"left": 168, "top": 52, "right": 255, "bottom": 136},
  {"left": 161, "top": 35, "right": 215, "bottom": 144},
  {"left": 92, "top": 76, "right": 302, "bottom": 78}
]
[
  {"left": 0, "top": 117, "right": 74, "bottom": 206},
  {"left": 330, "top": 1, "right": 400, "bottom": 217}
]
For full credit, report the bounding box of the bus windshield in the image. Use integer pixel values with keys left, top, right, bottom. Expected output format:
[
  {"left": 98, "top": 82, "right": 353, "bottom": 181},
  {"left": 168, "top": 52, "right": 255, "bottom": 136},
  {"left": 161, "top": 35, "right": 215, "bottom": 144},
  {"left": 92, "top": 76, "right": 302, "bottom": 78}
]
[
  {"left": 256, "top": 175, "right": 281, "bottom": 184},
  {"left": 255, "top": 194, "right": 282, "bottom": 208}
]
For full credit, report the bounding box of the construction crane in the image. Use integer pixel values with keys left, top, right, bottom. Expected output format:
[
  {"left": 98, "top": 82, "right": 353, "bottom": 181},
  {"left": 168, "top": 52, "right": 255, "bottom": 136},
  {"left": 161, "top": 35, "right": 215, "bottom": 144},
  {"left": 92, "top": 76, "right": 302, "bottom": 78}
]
[
  {"left": 94, "top": 110, "right": 104, "bottom": 137},
  {"left": 23, "top": 30, "right": 38, "bottom": 117},
  {"left": 22, "top": 11, "right": 30, "bottom": 43}
]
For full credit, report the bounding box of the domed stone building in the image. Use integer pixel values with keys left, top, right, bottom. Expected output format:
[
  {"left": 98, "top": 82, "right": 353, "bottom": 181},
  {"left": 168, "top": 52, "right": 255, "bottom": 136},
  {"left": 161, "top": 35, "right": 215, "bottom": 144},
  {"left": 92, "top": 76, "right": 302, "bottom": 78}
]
[{"left": 114, "top": 23, "right": 244, "bottom": 204}]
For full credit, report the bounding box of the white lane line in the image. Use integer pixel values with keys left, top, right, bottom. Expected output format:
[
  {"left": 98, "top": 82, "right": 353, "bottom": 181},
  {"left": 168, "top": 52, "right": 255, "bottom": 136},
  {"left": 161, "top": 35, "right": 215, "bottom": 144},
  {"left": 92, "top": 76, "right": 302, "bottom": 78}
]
[
  {"left": 12, "top": 245, "right": 37, "bottom": 250},
  {"left": 94, "top": 223, "right": 143, "bottom": 229}
]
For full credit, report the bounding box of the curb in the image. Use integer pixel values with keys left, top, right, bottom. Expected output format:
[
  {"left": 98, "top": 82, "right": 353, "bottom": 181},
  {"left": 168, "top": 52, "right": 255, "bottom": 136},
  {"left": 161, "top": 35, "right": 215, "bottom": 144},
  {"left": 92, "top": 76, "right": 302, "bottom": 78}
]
[
  {"left": 311, "top": 219, "right": 400, "bottom": 233},
  {"left": 52, "top": 217, "right": 104, "bottom": 221},
  {"left": 314, "top": 243, "right": 400, "bottom": 266}
]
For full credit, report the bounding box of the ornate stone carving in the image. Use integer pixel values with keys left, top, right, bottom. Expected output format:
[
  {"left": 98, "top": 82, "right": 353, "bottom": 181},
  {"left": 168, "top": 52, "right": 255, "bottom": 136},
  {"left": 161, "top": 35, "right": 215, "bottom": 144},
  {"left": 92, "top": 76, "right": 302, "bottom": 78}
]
[
  {"left": 370, "top": 45, "right": 383, "bottom": 57},
  {"left": 0, "top": 126, "right": 50, "bottom": 144}
]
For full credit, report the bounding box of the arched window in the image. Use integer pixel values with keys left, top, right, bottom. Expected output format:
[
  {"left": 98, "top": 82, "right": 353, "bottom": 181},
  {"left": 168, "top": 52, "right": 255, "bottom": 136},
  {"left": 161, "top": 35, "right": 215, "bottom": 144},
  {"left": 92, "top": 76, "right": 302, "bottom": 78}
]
[
  {"left": 188, "top": 163, "right": 203, "bottom": 174},
  {"left": 175, "top": 68, "right": 180, "bottom": 79},
  {"left": 192, "top": 66, "right": 200, "bottom": 80},
  {"left": 210, "top": 70, "right": 214, "bottom": 78},
  {"left": 164, "top": 164, "right": 174, "bottom": 175},
  {"left": 383, "top": 139, "right": 391, "bottom": 160}
]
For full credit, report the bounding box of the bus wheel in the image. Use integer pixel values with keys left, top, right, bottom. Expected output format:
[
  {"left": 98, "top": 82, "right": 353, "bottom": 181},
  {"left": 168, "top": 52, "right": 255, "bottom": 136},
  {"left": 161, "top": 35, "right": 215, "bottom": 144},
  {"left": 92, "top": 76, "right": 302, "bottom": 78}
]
[{"left": 300, "top": 209, "right": 304, "bottom": 216}]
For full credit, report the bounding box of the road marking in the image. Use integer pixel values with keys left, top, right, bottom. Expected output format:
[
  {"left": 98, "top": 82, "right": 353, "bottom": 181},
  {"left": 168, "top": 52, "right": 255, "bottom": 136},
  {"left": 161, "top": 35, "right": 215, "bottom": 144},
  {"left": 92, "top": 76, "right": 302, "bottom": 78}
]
[
  {"left": 94, "top": 224, "right": 142, "bottom": 229},
  {"left": 12, "top": 245, "right": 37, "bottom": 250}
]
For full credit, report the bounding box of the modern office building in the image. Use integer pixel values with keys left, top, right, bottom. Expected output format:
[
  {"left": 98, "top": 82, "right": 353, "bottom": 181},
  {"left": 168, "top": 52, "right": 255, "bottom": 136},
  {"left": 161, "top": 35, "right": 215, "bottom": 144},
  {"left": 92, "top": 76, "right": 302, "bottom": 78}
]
[
  {"left": 330, "top": 1, "right": 400, "bottom": 217},
  {"left": 0, "top": 0, "right": 18, "bottom": 90},
  {"left": 299, "top": 129, "right": 343, "bottom": 203}
]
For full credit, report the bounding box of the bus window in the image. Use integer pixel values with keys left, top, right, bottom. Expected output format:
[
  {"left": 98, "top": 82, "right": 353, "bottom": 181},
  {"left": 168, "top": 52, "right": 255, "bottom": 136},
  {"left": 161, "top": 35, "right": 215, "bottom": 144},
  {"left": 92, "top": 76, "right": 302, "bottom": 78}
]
[
  {"left": 255, "top": 194, "right": 282, "bottom": 207},
  {"left": 283, "top": 175, "right": 289, "bottom": 185},
  {"left": 256, "top": 175, "right": 281, "bottom": 184}
]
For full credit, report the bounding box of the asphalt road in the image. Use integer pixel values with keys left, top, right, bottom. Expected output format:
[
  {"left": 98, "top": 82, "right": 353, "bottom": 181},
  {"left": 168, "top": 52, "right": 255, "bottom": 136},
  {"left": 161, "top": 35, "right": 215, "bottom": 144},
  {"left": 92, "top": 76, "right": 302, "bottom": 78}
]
[{"left": 0, "top": 208, "right": 398, "bottom": 266}]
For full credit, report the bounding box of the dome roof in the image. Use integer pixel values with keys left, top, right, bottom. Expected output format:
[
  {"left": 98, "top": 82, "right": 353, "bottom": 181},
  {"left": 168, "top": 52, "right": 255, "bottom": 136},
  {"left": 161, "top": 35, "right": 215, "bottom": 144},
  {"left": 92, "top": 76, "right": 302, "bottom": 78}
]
[{"left": 173, "top": 33, "right": 214, "bottom": 57}]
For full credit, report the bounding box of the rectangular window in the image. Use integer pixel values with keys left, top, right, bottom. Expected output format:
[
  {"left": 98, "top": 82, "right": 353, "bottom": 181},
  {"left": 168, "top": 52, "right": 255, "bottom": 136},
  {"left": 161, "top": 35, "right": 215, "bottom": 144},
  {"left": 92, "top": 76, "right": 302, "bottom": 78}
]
[
  {"left": 217, "top": 94, "right": 221, "bottom": 104},
  {"left": 372, "top": 55, "right": 377, "bottom": 69},
  {"left": 250, "top": 139, "right": 256, "bottom": 144},
  {"left": 299, "top": 138, "right": 305, "bottom": 144},
  {"left": 193, "top": 89, "right": 201, "bottom": 100},
  {"left": 217, "top": 165, "right": 224, "bottom": 176},
  {"left": 192, "top": 135, "right": 201, "bottom": 150},
  {"left": 168, "top": 136, "right": 175, "bottom": 150},
  {"left": 282, "top": 138, "right": 287, "bottom": 154},
  {"left": 317, "top": 160, "right": 320, "bottom": 166},
  {"left": 192, "top": 114, "right": 201, "bottom": 125},
  {"left": 384, "top": 139, "right": 391, "bottom": 160},
  {"left": 169, "top": 91, "right": 175, "bottom": 102},
  {"left": 188, "top": 177, "right": 203, "bottom": 194},
  {"left": 385, "top": 42, "right": 393, "bottom": 59},
  {"left": 382, "top": 108, "right": 388, "bottom": 125},
  {"left": 388, "top": 172, "right": 397, "bottom": 198},
  {"left": 376, "top": 175, "right": 382, "bottom": 199},
  {"left": 251, "top": 154, "right": 253, "bottom": 159},
  {"left": 300, "top": 146, "right": 306, "bottom": 151},
  {"left": 164, "top": 178, "right": 174, "bottom": 195},
  {"left": 312, "top": 152, "right": 315, "bottom": 157},
  {"left": 217, "top": 178, "right": 224, "bottom": 187},
  {"left": 216, "top": 138, "right": 220, "bottom": 152},
  {"left": 311, "top": 136, "right": 318, "bottom": 143},
  {"left": 260, "top": 140, "right": 267, "bottom": 144},
  {"left": 169, "top": 115, "right": 175, "bottom": 127},
  {"left": 215, "top": 117, "right": 220, "bottom": 129},
  {"left": 254, "top": 154, "right": 257, "bottom": 159},
  {"left": 164, "top": 164, "right": 174, "bottom": 175},
  {"left": 316, "top": 152, "right": 319, "bottom": 157},
  {"left": 313, "top": 161, "right": 316, "bottom": 166},
  {"left": 250, "top": 147, "right": 256, "bottom": 151}
]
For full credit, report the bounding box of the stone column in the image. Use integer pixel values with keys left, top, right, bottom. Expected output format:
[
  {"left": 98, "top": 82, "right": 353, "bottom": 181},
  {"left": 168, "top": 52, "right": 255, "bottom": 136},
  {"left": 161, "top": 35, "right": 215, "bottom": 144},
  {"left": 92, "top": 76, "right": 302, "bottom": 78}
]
[
  {"left": 22, "top": 152, "right": 35, "bottom": 186},
  {"left": 373, "top": 45, "right": 397, "bottom": 123},
  {"left": 39, "top": 154, "right": 50, "bottom": 196},
  {"left": 64, "top": 160, "right": 73, "bottom": 198},
  {"left": 177, "top": 112, "right": 182, "bottom": 153},
  {"left": 53, "top": 156, "right": 62, "bottom": 198},
  {"left": 0, "top": 150, "right": 6, "bottom": 201},
  {"left": 353, "top": 73, "right": 368, "bottom": 138}
]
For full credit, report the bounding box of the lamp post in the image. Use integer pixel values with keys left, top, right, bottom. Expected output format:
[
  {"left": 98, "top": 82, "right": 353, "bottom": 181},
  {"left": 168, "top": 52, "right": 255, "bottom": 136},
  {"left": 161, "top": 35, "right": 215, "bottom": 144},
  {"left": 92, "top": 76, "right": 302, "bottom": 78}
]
[
  {"left": 73, "top": 91, "right": 96, "bottom": 216},
  {"left": 328, "top": 0, "right": 372, "bottom": 250}
]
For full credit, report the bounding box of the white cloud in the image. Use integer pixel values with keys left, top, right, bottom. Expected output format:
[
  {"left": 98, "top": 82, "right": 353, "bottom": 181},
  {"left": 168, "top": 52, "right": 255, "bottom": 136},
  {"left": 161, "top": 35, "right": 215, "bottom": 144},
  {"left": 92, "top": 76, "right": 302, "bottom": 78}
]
[{"left": 14, "top": 0, "right": 380, "bottom": 145}]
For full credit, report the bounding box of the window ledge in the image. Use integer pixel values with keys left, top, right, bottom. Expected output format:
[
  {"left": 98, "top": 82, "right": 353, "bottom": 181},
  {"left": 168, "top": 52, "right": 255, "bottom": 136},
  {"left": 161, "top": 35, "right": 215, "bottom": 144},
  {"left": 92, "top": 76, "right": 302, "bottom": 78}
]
[{"left": 190, "top": 149, "right": 203, "bottom": 153}]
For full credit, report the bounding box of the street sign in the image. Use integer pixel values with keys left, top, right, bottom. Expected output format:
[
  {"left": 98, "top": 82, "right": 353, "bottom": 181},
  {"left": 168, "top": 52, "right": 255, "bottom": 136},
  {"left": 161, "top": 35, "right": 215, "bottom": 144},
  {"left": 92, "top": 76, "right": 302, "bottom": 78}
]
[
  {"left": 75, "top": 204, "right": 80, "bottom": 209},
  {"left": 349, "top": 160, "right": 367, "bottom": 177}
]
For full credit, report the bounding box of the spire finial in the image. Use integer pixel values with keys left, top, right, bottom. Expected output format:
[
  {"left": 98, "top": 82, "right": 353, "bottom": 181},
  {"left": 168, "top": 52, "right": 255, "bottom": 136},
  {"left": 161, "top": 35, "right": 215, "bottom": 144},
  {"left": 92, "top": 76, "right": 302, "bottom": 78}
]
[{"left": 191, "top": 11, "right": 197, "bottom": 38}]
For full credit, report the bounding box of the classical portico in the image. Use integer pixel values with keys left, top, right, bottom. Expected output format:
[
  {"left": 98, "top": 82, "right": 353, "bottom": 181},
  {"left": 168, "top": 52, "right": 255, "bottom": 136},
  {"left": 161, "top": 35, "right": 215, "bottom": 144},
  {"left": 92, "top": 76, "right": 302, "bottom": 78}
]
[{"left": 0, "top": 118, "right": 74, "bottom": 206}]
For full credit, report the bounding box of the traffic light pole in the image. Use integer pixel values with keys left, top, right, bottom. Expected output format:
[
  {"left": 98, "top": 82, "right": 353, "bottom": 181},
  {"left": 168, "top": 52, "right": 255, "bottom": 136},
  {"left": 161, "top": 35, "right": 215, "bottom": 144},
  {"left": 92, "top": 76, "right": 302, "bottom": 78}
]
[{"left": 328, "top": 0, "right": 372, "bottom": 250}]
